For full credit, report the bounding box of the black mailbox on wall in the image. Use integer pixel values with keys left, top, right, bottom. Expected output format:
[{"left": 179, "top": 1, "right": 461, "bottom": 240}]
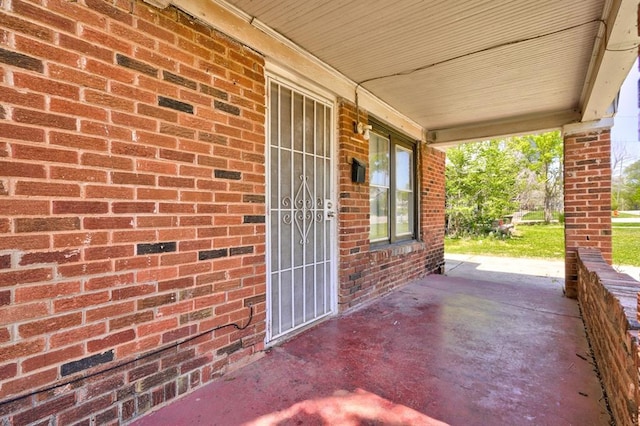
[{"left": 352, "top": 158, "right": 366, "bottom": 183}]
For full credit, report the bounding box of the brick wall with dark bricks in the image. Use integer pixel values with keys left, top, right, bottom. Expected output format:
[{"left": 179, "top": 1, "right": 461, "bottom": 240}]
[
  {"left": 0, "top": 0, "right": 449, "bottom": 422},
  {"left": 0, "top": 0, "right": 267, "bottom": 423},
  {"left": 577, "top": 248, "right": 640, "bottom": 426},
  {"left": 563, "top": 129, "right": 612, "bottom": 298},
  {"left": 337, "top": 99, "right": 445, "bottom": 309}
]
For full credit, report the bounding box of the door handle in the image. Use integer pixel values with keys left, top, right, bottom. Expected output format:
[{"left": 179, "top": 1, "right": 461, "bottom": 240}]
[{"left": 325, "top": 200, "right": 335, "bottom": 219}]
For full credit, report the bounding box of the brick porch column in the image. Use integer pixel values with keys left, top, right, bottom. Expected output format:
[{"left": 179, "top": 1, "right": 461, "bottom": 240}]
[{"left": 563, "top": 120, "right": 613, "bottom": 298}]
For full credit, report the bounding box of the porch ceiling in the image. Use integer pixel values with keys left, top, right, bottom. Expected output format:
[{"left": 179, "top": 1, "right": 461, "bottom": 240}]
[{"left": 216, "top": 0, "right": 638, "bottom": 145}]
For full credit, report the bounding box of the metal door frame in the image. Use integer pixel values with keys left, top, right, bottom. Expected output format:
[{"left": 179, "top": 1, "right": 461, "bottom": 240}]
[{"left": 264, "top": 68, "right": 338, "bottom": 345}]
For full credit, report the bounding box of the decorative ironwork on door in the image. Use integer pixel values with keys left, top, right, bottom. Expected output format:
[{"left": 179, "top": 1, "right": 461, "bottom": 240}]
[
  {"left": 282, "top": 176, "right": 325, "bottom": 245},
  {"left": 267, "top": 79, "right": 334, "bottom": 341}
]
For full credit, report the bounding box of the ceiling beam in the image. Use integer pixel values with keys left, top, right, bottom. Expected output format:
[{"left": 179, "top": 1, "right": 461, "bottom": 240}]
[
  {"left": 426, "top": 110, "right": 581, "bottom": 148},
  {"left": 580, "top": 0, "right": 639, "bottom": 122},
  {"left": 563, "top": 117, "right": 615, "bottom": 135}
]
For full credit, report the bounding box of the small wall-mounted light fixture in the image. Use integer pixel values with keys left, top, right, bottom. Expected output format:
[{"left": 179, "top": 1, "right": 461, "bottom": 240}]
[{"left": 354, "top": 122, "right": 372, "bottom": 140}]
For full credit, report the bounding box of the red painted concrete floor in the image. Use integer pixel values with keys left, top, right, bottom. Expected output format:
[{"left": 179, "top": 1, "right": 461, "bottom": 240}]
[{"left": 133, "top": 274, "right": 610, "bottom": 426}]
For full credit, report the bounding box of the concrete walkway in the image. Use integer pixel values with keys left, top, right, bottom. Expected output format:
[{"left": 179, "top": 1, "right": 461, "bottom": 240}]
[
  {"left": 612, "top": 218, "right": 640, "bottom": 223},
  {"left": 133, "top": 265, "right": 610, "bottom": 425},
  {"left": 446, "top": 253, "right": 640, "bottom": 283}
]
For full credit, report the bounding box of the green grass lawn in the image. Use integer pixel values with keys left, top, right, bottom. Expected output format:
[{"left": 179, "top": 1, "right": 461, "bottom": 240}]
[
  {"left": 521, "top": 211, "right": 562, "bottom": 221},
  {"left": 445, "top": 224, "right": 640, "bottom": 266},
  {"left": 613, "top": 226, "right": 640, "bottom": 266}
]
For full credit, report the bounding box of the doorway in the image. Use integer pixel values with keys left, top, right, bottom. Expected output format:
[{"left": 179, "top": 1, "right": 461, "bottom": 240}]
[{"left": 266, "top": 77, "right": 336, "bottom": 342}]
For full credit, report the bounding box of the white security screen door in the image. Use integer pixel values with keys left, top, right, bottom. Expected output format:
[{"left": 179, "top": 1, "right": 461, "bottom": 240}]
[{"left": 267, "top": 78, "right": 335, "bottom": 342}]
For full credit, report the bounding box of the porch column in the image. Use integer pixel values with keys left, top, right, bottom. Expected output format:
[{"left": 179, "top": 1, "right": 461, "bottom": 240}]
[{"left": 562, "top": 119, "right": 613, "bottom": 298}]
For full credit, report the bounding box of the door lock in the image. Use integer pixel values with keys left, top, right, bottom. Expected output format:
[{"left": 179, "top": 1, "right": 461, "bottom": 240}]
[{"left": 325, "top": 200, "right": 335, "bottom": 219}]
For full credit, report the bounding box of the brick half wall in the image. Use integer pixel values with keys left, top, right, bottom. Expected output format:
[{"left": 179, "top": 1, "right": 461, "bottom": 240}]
[{"left": 577, "top": 248, "right": 640, "bottom": 426}]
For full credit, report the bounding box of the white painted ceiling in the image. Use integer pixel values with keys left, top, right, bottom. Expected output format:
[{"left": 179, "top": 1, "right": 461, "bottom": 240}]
[{"left": 223, "top": 0, "right": 639, "bottom": 144}]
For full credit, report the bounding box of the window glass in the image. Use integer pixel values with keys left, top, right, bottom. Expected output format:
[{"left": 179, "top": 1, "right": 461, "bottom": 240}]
[
  {"left": 368, "top": 126, "right": 416, "bottom": 243},
  {"left": 395, "top": 146, "right": 413, "bottom": 236},
  {"left": 369, "top": 133, "right": 390, "bottom": 241},
  {"left": 370, "top": 187, "right": 389, "bottom": 241},
  {"left": 369, "top": 133, "right": 389, "bottom": 187}
]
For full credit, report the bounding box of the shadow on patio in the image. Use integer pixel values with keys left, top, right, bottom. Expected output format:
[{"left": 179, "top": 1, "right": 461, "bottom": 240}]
[{"left": 133, "top": 264, "right": 610, "bottom": 425}]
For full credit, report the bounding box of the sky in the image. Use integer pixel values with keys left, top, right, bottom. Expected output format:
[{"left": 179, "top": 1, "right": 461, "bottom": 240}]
[{"left": 611, "top": 58, "right": 640, "bottom": 172}]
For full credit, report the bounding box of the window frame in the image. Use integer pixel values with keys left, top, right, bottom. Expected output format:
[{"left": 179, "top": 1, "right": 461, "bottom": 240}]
[{"left": 368, "top": 117, "right": 419, "bottom": 245}]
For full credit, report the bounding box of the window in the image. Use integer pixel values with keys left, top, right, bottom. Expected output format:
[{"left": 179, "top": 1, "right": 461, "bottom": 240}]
[{"left": 368, "top": 121, "right": 416, "bottom": 243}]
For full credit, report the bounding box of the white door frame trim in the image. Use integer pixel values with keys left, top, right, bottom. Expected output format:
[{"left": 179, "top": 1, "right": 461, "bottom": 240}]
[{"left": 264, "top": 70, "right": 338, "bottom": 346}]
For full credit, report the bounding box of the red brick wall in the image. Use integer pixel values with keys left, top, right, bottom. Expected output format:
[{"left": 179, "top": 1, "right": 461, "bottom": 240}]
[
  {"left": 0, "top": 1, "right": 266, "bottom": 423},
  {"left": 337, "top": 99, "right": 445, "bottom": 309},
  {"left": 563, "top": 129, "right": 612, "bottom": 298},
  {"left": 0, "top": 1, "right": 448, "bottom": 422},
  {"left": 420, "top": 139, "right": 446, "bottom": 271},
  {"left": 577, "top": 248, "right": 640, "bottom": 426}
]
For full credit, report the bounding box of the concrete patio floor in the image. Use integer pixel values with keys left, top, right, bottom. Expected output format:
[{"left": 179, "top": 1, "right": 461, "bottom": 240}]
[{"left": 133, "top": 262, "right": 610, "bottom": 425}]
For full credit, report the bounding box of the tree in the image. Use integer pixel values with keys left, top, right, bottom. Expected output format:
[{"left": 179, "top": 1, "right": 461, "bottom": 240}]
[
  {"left": 621, "top": 159, "right": 640, "bottom": 209},
  {"left": 446, "top": 139, "right": 521, "bottom": 235},
  {"left": 612, "top": 142, "right": 638, "bottom": 210},
  {"left": 512, "top": 131, "right": 563, "bottom": 223},
  {"left": 612, "top": 141, "right": 630, "bottom": 177},
  {"left": 612, "top": 142, "right": 629, "bottom": 210}
]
